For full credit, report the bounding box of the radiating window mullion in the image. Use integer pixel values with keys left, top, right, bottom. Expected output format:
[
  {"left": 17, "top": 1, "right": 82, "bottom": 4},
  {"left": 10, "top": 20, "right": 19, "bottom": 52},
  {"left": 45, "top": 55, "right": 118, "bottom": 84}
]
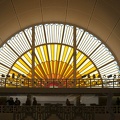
[
  {"left": 64, "top": 47, "right": 71, "bottom": 62},
  {"left": 36, "top": 26, "right": 40, "bottom": 45},
  {"left": 96, "top": 57, "right": 114, "bottom": 67},
  {"left": 60, "top": 45, "right": 65, "bottom": 61},
  {"left": 92, "top": 51, "right": 114, "bottom": 66},
  {"left": 19, "top": 32, "right": 29, "bottom": 51},
  {"left": 59, "top": 24, "right": 64, "bottom": 43},
  {"left": 38, "top": 25, "right": 43, "bottom": 45},
  {"left": 77, "top": 32, "right": 87, "bottom": 51},
  {"left": 44, "top": 24, "right": 49, "bottom": 43},
  {"left": 28, "top": 28, "right": 32, "bottom": 45},
  {"left": 8, "top": 39, "right": 20, "bottom": 56},
  {"left": 90, "top": 45, "right": 105, "bottom": 60},
  {"left": 88, "top": 39, "right": 101, "bottom": 56},
  {"left": 12, "top": 66, "right": 26, "bottom": 75},
  {"left": 80, "top": 32, "right": 89, "bottom": 51},
  {"left": 92, "top": 51, "right": 111, "bottom": 63},
  {"left": 5, "top": 45, "right": 18, "bottom": 59},
  {"left": 22, "top": 32, "right": 31, "bottom": 50},
  {"left": 76, "top": 28, "right": 84, "bottom": 45},
  {"left": 14, "top": 36, "right": 24, "bottom": 54},
  {"left": 1, "top": 49, "right": 15, "bottom": 63},
  {"left": 82, "top": 34, "right": 90, "bottom": 53},
  {"left": 83, "top": 35, "right": 93, "bottom": 55},
  {"left": 4, "top": 45, "right": 18, "bottom": 59},
  {"left": 17, "top": 34, "right": 27, "bottom": 53},
  {"left": 21, "top": 56, "right": 32, "bottom": 68},
  {"left": 11, "top": 37, "right": 22, "bottom": 55},
  {"left": 24, "top": 28, "right": 32, "bottom": 45},
  {"left": 35, "top": 26, "right": 39, "bottom": 46}
]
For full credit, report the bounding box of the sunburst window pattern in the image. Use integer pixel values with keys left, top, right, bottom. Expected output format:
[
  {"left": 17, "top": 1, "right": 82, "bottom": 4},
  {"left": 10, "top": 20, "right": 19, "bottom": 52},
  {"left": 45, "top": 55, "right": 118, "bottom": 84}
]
[{"left": 0, "top": 23, "right": 119, "bottom": 88}]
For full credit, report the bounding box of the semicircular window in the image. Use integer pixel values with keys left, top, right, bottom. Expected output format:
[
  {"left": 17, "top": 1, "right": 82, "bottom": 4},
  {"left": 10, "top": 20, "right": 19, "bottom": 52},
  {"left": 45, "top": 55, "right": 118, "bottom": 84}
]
[{"left": 0, "top": 23, "right": 119, "bottom": 88}]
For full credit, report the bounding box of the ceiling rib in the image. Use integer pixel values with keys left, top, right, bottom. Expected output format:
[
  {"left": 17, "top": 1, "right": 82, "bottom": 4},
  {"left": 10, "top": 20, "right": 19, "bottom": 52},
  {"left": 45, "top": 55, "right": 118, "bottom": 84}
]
[
  {"left": 65, "top": 0, "right": 69, "bottom": 23},
  {"left": 105, "top": 17, "right": 120, "bottom": 43},
  {"left": 87, "top": 0, "right": 98, "bottom": 30},
  {"left": 40, "top": 0, "right": 43, "bottom": 22},
  {"left": 11, "top": 0, "right": 22, "bottom": 30}
]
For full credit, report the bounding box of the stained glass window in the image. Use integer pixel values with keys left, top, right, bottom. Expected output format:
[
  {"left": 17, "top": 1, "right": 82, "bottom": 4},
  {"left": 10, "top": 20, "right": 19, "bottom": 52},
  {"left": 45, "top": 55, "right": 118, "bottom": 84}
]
[{"left": 0, "top": 23, "right": 119, "bottom": 88}]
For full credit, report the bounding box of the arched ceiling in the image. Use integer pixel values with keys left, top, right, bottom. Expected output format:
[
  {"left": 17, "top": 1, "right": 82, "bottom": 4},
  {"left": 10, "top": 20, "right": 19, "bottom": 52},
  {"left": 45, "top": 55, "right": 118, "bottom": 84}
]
[{"left": 0, "top": 0, "right": 120, "bottom": 66}]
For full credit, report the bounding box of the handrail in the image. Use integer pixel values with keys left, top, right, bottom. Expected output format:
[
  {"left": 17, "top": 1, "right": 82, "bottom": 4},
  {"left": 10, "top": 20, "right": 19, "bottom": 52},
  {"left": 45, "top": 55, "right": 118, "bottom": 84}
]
[{"left": 0, "top": 78, "right": 120, "bottom": 88}]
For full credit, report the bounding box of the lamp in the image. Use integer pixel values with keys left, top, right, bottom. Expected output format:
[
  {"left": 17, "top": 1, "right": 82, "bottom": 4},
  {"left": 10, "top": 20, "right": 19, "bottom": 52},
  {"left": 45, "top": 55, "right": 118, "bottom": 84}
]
[
  {"left": 1, "top": 74, "right": 5, "bottom": 77},
  {"left": 113, "top": 75, "right": 116, "bottom": 78},
  {"left": 82, "top": 75, "right": 86, "bottom": 78},
  {"left": 22, "top": 74, "right": 26, "bottom": 77},
  {"left": 17, "top": 73, "right": 21, "bottom": 78},
  {"left": 6, "top": 74, "right": 10, "bottom": 77},
  {"left": 103, "top": 75, "right": 106, "bottom": 78},
  {"left": 93, "top": 74, "right": 96, "bottom": 79},
  {"left": 88, "top": 74, "right": 90, "bottom": 78},
  {"left": 107, "top": 74, "right": 112, "bottom": 78},
  {"left": 12, "top": 73, "right": 15, "bottom": 78}
]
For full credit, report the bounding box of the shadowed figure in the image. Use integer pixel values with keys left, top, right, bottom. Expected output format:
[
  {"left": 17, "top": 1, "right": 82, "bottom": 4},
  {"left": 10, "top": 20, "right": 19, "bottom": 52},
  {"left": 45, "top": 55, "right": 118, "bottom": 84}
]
[
  {"left": 32, "top": 97, "right": 37, "bottom": 105},
  {"left": 66, "top": 99, "right": 70, "bottom": 106}
]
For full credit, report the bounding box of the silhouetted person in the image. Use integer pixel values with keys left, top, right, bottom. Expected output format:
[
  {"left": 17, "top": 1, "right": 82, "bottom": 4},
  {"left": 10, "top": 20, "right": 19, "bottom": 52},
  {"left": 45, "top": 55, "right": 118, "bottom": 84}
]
[
  {"left": 6, "top": 97, "right": 14, "bottom": 105},
  {"left": 26, "top": 98, "right": 31, "bottom": 105},
  {"left": 116, "top": 97, "right": 120, "bottom": 105},
  {"left": 32, "top": 97, "right": 37, "bottom": 105},
  {"left": 66, "top": 99, "right": 70, "bottom": 106},
  {"left": 14, "top": 98, "right": 21, "bottom": 105}
]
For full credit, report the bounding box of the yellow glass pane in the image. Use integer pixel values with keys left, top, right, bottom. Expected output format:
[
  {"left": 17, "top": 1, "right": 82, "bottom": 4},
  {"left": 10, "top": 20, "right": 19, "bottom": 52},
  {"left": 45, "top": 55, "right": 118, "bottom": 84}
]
[
  {"left": 56, "top": 45, "right": 61, "bottom": 61},
  {"left": 41, "top": 62, "right": 48, "bottom": 75},
  {"left": 43, "top": 45, "right": 48, "bottom": 61},
  {"left": 51, "top": 44, "right": 54, "bottom": 60},
  {"left": 63, "top": 65, "right": 72, "bottom": 77},
  {"left": 81, "top": 67, "right": 96, "bottom": 75},
  {"left": 58, "top": 61, "right": 64, "bottom": 75},
  {"left": 78, "top": 61, "right": 93, "bottom": 73},
  {"left": 24, "top": 53, "right": 32, "bottom": 64},
  {"left": 76, "top": 52, "right": 82, "bottom": 60},
  {"left": 14, "top": 64, "right": 29, "bottom": 74},
  {"left": 36, "top": 47, "right": 44, "bottom": 62},
  {"left": 62, "top": 46, "right": 69, "bottom": 62},
  {"left": 50, "top": 61, "right": 54, "bottom": 73},
  {"left": 34, "top": 66, "right": 44, "bottom": 78},
  {"left": 45, "top": 61, "right": 51, "bottom": 75},
  {"left": 18, "top": 59, "right": 31, "bottom": 71},
  {"left": 76, "top": 56, "right": 87, "bottom": 68},
  {"left": 65, "top": 68, "right": 73, "bottom": 78},
  {"left": 60, "top": 62, "right": 67, "bottom": 75},
  {"left": 38, "top": 64, "right": 47, "bottom": 78},
  {"left": 66, "top": 48, "right": 73, "bottom": 63},
  {"left": 55, "top": 61, "right": 59, "bottom": 75}
]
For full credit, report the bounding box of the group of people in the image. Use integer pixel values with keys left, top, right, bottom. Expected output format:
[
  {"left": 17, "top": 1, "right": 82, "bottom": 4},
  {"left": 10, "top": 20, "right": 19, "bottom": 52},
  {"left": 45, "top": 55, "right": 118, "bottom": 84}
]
[
  {"left": 6, "top": 97, "right": 21, "bottom": 105},
  {"left": 6, "top": 97, "right": 38, "bottom": 106},
  {"left": 26, "top": 97, "right": 37, "bottom": 105}
]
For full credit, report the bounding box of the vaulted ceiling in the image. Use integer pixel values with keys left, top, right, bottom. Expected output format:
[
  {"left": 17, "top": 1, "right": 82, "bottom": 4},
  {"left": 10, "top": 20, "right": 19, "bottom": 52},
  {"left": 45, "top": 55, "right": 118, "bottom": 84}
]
[{"left": 0, "top": 0, "right": 120, "bottom": 66}]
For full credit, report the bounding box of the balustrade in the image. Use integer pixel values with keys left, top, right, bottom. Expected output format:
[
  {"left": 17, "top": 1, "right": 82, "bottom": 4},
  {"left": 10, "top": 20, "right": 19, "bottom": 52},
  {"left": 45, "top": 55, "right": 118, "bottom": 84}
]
[
  {"left": 0, "top": 78, "right": 120, "bottom": 88},
  {"left": 0, "top": 105, "right": 119, "bottom": 120}
]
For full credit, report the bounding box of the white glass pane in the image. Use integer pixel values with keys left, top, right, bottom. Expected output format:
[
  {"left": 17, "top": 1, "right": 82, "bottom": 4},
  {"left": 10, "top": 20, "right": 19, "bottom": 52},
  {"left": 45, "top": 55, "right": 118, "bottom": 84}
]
[
  {"left": 63, "top": 25, "right": 73, "bottom": 46},
  {"left": 24, "top": 27, "right": 32, "bottom": 45}
]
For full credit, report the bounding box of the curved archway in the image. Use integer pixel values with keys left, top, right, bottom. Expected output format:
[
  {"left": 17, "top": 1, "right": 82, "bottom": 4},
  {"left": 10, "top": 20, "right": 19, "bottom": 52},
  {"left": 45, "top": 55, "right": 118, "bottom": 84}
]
[{"left": 0, "top": 23, "right": 119, "bottom": 88}]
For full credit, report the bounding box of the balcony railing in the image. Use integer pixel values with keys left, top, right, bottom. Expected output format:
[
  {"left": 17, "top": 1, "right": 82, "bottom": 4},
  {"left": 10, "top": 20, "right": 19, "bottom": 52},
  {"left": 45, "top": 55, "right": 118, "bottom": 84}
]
[
  {"left": 0, "top": 105, "right": 119, "bottom": 120},
  {"left": 0, "top": 77, "right": 120, "bottom": 88}
]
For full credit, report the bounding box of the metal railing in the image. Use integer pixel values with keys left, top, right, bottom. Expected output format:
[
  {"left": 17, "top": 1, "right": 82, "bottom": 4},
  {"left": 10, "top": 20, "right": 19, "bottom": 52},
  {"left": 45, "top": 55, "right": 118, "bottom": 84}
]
[
  {"left": 0, "top": 78, "right": 120, "bottom": 88},
  {"left": 0, "top": 105, "right": 119, "bottom": 120}
]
